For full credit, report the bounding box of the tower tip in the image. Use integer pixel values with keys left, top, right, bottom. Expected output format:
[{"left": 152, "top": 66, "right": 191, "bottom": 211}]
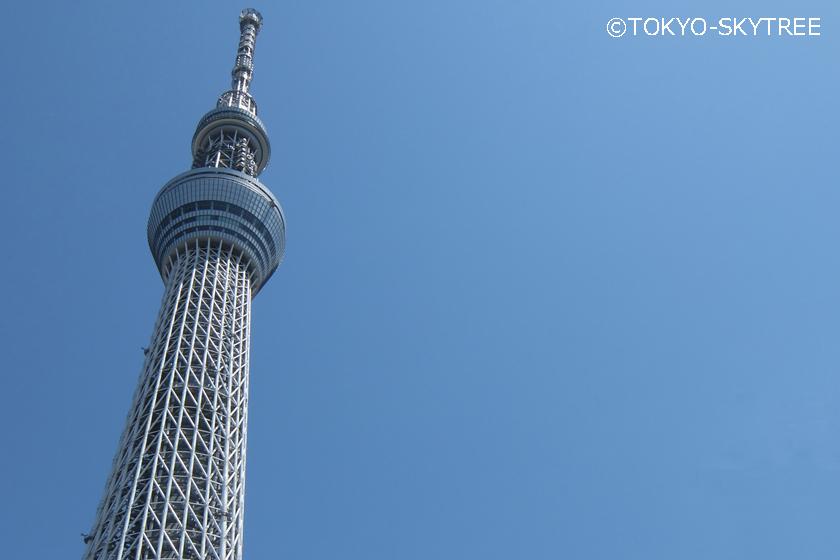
[{"left": 240, "top": 8, "right": 262, "bottom": 30}]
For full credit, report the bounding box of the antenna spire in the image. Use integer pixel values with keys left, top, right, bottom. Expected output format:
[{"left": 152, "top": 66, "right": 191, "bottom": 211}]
[{"left": 218, "top": 8, "right": 263, "bottom": 115}]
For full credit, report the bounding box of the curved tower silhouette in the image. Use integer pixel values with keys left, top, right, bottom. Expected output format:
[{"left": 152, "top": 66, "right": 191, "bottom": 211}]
[{"left": 83, "top": 9, "right": 284, "bottom": 560}]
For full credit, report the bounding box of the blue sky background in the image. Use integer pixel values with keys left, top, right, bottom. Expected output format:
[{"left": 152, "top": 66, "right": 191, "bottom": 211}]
[{"left": 1, "top": 1, "right": 839, "bottom": 558}]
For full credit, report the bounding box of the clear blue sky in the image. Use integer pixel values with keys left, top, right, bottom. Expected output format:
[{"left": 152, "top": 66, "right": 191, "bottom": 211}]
[{"left": 1, "top": 1, "right": 839, "bottom": 558}]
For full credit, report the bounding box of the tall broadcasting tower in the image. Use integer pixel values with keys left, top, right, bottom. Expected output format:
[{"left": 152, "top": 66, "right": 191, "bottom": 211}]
[{"left": 83, "top": 9, "right": 284, "bottom": 560}]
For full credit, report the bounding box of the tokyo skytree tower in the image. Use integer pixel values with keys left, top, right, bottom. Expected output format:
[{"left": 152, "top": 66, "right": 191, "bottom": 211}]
[{"left": 82, "top": 9, "right": 284, "bottom": 560}]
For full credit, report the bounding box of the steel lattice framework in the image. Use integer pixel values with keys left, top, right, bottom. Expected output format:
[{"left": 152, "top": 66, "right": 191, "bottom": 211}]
[{"left": 83, "top": 9, "right": 285, "bottom": 560}]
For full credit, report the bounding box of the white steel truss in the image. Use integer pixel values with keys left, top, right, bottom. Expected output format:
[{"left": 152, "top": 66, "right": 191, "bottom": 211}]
[
  {"left": 84, "top": 240, "right": 253, "bottom": 560},
  {"left": 192, "top": 128, "right": 259, "bottom": 176}
]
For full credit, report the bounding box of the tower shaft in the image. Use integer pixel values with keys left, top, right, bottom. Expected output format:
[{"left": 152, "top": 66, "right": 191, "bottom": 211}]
[{"left": 86, "top": 241, "right": 252, "bottom": 560}]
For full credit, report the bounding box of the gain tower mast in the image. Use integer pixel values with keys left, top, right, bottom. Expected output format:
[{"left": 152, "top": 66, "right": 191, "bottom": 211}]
[{"left": 83, "top": 9, "right": 285, "bottom": 560}]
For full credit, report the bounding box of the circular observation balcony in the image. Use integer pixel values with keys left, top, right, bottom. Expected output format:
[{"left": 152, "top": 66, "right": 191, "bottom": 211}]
[
  {"left": 148, "top": 167, "right": 285, "bottom": 294},
  {"left": 192, "top": 106, "right": 271, "bottom": 175}
]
